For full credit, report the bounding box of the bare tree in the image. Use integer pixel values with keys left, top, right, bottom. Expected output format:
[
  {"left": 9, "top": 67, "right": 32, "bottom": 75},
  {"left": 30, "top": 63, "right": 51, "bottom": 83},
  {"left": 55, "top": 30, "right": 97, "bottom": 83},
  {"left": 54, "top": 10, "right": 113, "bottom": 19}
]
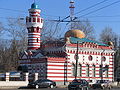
[
  {"left": 0, "top": 39, "right": 12, "bottom": 72},
  {"left": 99, "top": 27, "right": 117, "bottom": 45},
  {"left": 0, "top": 22, "right": 8, "bottom": 72},
  {"left": 0, "top": 22, "right": 4, "bottom": 43},
  {"left": 41, "top": 20, "right": 61, "bottom": 41},
  {"left": 115, "top": 36, "right": 120, "bottom": 80},
  {"left": 42, "top": 18, "right": 95, "bottom": 41},
  {"left": 0, "top": 22, "right": 4, "bottom": 34},
  {"left": 1, "top": 17, "right": 28, "bottom": 71},
  {"left": 99, "top": 26, "right": 120, "bottom": 80},
  {"left": 7, "top": 17, "right": 27, "bottom": 52},
  {"left": 70, "top": 19, "right": 95, "bottom": 40}
]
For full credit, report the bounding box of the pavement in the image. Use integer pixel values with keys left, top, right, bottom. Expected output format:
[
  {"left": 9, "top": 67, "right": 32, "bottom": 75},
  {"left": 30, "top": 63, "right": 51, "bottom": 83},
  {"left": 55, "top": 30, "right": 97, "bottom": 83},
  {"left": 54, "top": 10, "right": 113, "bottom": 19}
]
[
  {"left": 0, "top": 83, "right": 120, "bottom": 89},
  {"left": 117, "top": 83, "right": 120, "bottom": 87},
  {"left": 57, "top": 85, "right": 67, "bottom": 88},
  {"left": 57, "top": 82, "right": 120, "bottom": 88}
]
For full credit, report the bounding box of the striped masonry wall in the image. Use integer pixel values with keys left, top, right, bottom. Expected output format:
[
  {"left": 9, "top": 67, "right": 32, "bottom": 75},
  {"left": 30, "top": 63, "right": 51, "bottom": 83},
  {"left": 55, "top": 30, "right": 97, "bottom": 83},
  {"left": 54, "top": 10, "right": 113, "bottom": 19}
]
[{"left": 65, "top": 48, "right": 114, "bottom": 82}]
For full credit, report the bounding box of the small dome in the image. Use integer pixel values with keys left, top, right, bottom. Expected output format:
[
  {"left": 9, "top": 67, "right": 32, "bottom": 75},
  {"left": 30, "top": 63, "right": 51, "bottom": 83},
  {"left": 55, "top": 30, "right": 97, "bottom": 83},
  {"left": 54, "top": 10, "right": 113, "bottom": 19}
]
[
  {"left": 108, "top": 41, "right": 114, "bottom": 46},
  {"left": 65, "top": 29, "right": 85, "bottom": 38},
  {"left": 31, "top": 3, "right": 39, "bottom": 9}
]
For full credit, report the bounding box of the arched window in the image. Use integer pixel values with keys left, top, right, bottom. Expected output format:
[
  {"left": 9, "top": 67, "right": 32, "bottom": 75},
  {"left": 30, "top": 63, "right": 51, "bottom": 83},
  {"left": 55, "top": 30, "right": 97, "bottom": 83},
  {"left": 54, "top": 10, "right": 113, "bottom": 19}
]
[
  {"left": 99, "top": 65, "right": 102, "bottom": 77},
  {"left": 72, "top": 63, "right": 75, "bottom": 76},
  {"left": 78, "top": 64, "right": 82, "bottom": 77},
  {"left": 105, "top": 65, "right": 109, "bottom": 77},
  {"left": 102, "top": 56, "right": 106, "bottom": 61},
  {"left": 29, "top": 18, "right": 31, "bottom": 22},
  {"left": 37, "top": 38, "right": 39, "bottom": 42},
  {"left": 86, "top": 64, "right": 89, "bottom": 77},
  {"left": 37, "top": 18, "right": 40, "bottom": 22},
  {"left": 88, "top": 55, "right": 93, "bottom": 61},
  {"left": 31, "top": 27, "right": 34, "bottom": 32},
  {"left": 26, "top": 18, "right": 28, "bottom": 23},
  {"left": 92, "top": 65, "right": 96, "bottom": 77},
  {"left": 37, "top": 27, "right": 39, "bottom": 32},
  {"left": 33, "top": 18, "right": 36, "bottom": 22}
]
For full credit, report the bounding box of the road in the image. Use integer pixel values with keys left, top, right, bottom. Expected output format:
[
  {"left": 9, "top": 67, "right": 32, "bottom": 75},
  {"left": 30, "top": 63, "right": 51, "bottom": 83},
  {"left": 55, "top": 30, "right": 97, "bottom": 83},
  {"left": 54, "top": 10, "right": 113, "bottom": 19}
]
[{"left": 4, "top": 87, "right": 120, "bottom": 90}]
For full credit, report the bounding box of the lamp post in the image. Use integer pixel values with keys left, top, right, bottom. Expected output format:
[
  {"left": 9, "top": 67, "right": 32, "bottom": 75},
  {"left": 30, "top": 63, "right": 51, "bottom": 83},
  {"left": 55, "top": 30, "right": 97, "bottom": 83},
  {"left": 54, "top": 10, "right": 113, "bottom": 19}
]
[
  {"left": 100, "top": 49, "right": 105, "bottom": 80},
  {"left": 64, "top": 56, "right": 68, "bottom": 85},
  {"left": 75, "top": 41, "right": 79, "bottom": 79},
  {"left": 114, "top": 46, "right": 120, "bottom": 81},
  {"left": 62, "top": 44, "right": 68, "bottom": 85}
]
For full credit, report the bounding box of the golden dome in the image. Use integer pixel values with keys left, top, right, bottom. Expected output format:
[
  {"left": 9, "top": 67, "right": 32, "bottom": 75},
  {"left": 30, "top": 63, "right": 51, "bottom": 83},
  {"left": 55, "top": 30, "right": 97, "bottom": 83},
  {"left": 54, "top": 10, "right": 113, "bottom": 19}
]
[{"left": 65, "top": 29, "right": 85, "bottom": 38}]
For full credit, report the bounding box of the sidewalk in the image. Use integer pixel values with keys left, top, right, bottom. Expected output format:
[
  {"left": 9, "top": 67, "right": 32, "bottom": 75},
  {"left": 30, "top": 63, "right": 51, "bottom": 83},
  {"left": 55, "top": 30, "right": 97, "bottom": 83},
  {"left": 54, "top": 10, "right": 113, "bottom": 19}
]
[
  {"left": 117, "top": 83, "right": 120, "bottom": 87},
  {"left": 57, "top": 85, "right": 67, "bottom": 88}
]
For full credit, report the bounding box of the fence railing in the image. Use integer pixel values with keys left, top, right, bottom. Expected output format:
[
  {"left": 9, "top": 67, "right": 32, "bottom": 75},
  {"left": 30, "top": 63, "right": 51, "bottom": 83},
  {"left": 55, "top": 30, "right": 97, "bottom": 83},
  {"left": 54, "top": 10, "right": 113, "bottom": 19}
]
[
  {"left": 0, "top": 72, "right": 40, "bottom": 87},
  {"left": 0, "top": 72, "right": 40, "bottom": 82}
]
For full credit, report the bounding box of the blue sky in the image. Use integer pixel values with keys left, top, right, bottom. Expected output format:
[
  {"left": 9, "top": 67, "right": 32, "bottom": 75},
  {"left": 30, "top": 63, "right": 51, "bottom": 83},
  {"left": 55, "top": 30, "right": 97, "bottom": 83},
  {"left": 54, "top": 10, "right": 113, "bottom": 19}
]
[{"left": 0, "top": 0, "right": 120, "bottom": 39}]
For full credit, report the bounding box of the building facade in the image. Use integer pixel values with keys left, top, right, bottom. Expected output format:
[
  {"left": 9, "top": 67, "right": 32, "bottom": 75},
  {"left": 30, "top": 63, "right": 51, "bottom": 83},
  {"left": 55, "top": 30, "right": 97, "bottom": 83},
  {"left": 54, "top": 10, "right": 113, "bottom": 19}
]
[{"left": 19, "top": 3, "right": 115, "bottom": 85}]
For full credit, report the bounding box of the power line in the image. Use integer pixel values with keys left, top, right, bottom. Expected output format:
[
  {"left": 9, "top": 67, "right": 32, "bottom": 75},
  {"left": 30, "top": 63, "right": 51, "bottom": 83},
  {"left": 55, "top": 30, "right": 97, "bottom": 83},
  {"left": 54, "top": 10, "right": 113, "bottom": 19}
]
[
  {"left": 0, "top": 17, "right": 26, "bottom": 21},
  {"left": 1, "top": 0, "right": 120, "bottom": 23},
  {"left": 49, "top": 0, "right": 108, "bottom": 28},
  {"left": 41, "top": 13, "right": 63, "bottom": 18},
  {"left": 0, "top": 8, "right": 61, "bottom": 18},
  {"left": 58, "top": 0, "right": 120, "bottom": 25},
  {"left": 1, "top": 0, "right": 120, "bottom": 21},
  {"left": 0, "top": 0, "right": 118, "bottom": 19},
  {"left": 0, "top": 8, "right": 27, "bottom": 13},
  {"left": 43, "top": 0, "right": 120, "bottom": 29},
  {"left": 47, "top": 19, "right": 120, "bottom": 23},
  {"left": 74, "top": 0, "right": 109, "bottom": 15},
  {"left": 82, "top": 20, "right": 120, "bottom": 22},
  {"left": 1, "top": 16, "right": 120, "bottom": 23},
  {"left": 1, "top": 15, "right": 120, "bottom": 22},
  {"left": 61, "top": 0, "right": 110, "bottom": 21},
  {"left": 84, "top": 15, "right": 120, "bottom": 18},
  {"left": 79, "top": 0, "right": 120, "bottom": 18}
]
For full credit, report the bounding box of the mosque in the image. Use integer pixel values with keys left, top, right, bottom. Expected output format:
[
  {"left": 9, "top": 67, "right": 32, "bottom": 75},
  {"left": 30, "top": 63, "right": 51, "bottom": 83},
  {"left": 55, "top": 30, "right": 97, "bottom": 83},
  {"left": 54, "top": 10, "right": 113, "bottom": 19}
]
[{"left": 19, "top": 2, "right": 115, "bottom": 85}]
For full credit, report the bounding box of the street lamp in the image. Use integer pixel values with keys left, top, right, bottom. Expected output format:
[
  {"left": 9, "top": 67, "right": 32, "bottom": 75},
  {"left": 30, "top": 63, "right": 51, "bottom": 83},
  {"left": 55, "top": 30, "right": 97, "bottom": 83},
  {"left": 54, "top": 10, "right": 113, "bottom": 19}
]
[
  {"left": 114, "top": 47, "right": 120, "bottom": 81},
  {"left": 62, "top": 43, "right": 68, "bottom": 85},
  {"left": 75, "top": 41, "right": 79, "bottom": 79},
  {"left": 100, "top": 49, "right": 105, "bottom": 80},
  {"left": 64, "top": 56, "right": 68, "bottom": 85}
]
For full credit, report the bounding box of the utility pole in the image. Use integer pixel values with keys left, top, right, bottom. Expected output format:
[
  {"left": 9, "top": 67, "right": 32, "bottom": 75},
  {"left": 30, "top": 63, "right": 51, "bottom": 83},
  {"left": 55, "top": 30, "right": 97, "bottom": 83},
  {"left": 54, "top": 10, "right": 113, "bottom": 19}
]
[{"left": 75, "top": 41, "right": 79, "bottom": 79}]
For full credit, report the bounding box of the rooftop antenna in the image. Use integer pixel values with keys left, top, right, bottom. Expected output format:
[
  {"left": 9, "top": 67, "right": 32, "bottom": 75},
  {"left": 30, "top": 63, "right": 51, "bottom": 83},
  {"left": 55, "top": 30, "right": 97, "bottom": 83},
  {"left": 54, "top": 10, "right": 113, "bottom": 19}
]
[{"left": 69, "top": 0, "right": 75, "bottom": 30}]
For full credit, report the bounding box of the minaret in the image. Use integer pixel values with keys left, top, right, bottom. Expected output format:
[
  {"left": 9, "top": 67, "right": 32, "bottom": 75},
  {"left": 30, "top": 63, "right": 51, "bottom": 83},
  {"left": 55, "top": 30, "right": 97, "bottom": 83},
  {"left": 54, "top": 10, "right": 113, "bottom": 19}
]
[{"left": 26, "top": 3, "right": 43, "bottom": 50}]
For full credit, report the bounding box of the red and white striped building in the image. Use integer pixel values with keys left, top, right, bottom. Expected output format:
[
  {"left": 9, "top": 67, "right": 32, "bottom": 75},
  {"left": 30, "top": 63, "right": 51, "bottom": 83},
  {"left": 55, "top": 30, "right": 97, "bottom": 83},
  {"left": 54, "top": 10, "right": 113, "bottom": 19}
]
[{"left": 19, "top": 2, "right": 115, "bottom": 85}]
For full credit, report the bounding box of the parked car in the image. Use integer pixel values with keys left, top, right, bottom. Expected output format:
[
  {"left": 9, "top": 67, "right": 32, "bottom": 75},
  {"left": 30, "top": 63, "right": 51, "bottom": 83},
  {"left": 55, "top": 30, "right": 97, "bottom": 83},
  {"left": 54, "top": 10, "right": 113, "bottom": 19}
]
[
  {"left": 27, "top": 79, "right": 56, "bottom": 89},
  {"left": 68, "top": 79, "right": 89, "bottom": 90},
  {"left": 91, "top": 80, "right": 112, "bottom": 89},
  {"left": 89, "top": 80, "right": 96, "bottom": 87}
]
